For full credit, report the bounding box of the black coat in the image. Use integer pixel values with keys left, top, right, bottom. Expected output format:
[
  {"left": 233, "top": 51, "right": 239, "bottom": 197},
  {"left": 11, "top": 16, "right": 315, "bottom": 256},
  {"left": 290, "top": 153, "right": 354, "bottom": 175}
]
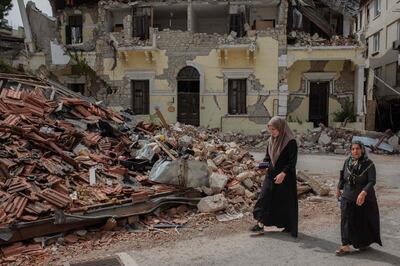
[
  {"left": 253, "top": 139, "right": 298, "bottom": 237},
  {"left": 338, "top": 157, "right": 382, "bottom": 248},
  {"left": 338, "top": 158, "right": 377, "bottom": 202}
]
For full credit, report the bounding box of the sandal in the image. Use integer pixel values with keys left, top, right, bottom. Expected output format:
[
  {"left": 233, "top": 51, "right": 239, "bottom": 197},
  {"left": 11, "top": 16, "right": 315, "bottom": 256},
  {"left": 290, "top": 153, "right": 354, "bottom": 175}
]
[
  {"left": 250, "top": 224, "right": 264, "bottom": 232},
  {"left": 335, "top": 247, "right": 351, "bottom": 256}
]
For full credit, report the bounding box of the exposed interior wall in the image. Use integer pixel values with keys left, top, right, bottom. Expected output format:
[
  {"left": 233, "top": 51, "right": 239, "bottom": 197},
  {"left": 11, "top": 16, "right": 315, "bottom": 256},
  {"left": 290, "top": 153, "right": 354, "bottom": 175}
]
[
  {"left": 108, "top": 9, "right": 131, "bottom": 32},
  {"left": 153, "top": 5, "right": 188, "bottom": 31},
  {"left": 192, "top": 5, "right": 229, "bottom": 34},
  {"left": 26, "top": 2, "right": 57, "bottom": 65},
  {"left": 249, "top": 6, "right": 278, "bottom": 28}
]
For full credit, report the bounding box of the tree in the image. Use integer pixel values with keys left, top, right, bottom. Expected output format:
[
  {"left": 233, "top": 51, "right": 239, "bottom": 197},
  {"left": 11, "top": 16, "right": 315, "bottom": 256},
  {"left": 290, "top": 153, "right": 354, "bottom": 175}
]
[{"left": 0, "top": 0, "right": 13, "bottom": 29}]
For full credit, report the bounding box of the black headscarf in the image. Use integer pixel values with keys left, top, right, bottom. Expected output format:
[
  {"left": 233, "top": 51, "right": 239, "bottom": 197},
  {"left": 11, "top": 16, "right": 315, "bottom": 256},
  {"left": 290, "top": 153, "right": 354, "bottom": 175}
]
[{"left": 346, "top": 140, "right": 370, "bottom": 189}]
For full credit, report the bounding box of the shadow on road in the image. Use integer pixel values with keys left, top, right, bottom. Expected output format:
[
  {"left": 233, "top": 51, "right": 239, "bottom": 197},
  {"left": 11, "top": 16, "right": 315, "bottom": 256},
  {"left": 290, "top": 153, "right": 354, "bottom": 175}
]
[{"left": 254, "top": 232, "right": 400, "bottom": 266}]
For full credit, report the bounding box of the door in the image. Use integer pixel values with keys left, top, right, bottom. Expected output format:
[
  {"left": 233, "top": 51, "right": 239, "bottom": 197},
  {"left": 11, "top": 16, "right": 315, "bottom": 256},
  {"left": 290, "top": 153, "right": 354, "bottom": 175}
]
[
  {"left": 177, "top": 67, "right": 200, "bottom": 126},
  {"left": 309, "top": 82, "right": 329, "bottom": 127}
]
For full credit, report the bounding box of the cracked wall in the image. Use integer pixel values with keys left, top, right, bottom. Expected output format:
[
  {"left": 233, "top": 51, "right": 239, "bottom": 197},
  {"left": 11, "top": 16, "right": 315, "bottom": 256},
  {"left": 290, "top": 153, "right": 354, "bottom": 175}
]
[{"left": 287, "top": 60, "right": 355, "bottom": 125}]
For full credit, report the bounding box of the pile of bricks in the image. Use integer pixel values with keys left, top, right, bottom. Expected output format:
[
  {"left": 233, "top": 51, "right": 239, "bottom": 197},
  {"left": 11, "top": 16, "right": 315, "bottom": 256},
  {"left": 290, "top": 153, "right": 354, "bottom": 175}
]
[{"left": 288, "top": 31, "right": 360, "bottom": 47}]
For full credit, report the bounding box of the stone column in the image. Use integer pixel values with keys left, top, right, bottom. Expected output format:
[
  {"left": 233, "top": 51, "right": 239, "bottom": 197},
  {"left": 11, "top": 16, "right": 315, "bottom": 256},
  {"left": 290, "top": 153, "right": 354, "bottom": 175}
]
[
  {"left": 354, "top": 64, "right": 365, "bottom": 116},
  {"left": 123, "top": 15, "right": 133, "bottom": 41},
  {"left": 17, "top": 0, "right": 35, "bottom": 53}
]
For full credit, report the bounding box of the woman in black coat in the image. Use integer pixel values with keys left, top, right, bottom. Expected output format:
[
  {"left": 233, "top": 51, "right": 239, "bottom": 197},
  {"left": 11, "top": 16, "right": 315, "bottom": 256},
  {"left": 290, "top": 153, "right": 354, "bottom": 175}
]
[
  {"left": 252, "top": 116, "right": 298, "bottom": 238},
  {"left": 335, "top": 141, "right": 382, "bottom": 255}
]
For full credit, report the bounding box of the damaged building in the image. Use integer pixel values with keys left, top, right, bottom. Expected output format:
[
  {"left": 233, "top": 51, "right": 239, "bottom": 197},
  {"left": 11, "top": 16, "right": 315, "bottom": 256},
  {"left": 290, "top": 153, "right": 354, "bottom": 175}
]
[
  {"left": 16, "top": 0, "right": 367, "bottom": 133},
  {"left": 355, "top": 0, "right": 400, "bottom": 132}
]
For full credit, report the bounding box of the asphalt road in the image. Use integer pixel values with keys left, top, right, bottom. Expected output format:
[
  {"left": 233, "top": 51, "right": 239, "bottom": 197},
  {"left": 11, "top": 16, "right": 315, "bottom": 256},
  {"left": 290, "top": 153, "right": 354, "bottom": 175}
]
[{"left": 113, "top": 153, "right": 400, "bottom": 266}]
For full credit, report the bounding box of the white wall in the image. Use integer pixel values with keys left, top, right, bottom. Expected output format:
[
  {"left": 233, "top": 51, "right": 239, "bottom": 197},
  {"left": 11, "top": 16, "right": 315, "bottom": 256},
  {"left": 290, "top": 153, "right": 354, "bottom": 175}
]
[{"left": 250, "top": 6, "right": 278, "bottom": 26}]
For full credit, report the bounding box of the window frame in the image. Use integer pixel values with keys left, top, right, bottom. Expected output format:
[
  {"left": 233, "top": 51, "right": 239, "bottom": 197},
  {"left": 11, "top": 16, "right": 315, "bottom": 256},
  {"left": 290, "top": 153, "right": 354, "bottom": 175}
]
[
  {"left": 66, "top": 15, "right": 83, "bottom": 45},
  {"left": 374, "top": 0, "right": 381, "bottom": 17},
  {"left": 372, "top": 32, "right": 380, "bottom": 54},
  {"left": 131, "top": 80, "right": 150, "bottom": 115},
  {"left": 228, "top": 79, "right": 247, "bottom": 115}
]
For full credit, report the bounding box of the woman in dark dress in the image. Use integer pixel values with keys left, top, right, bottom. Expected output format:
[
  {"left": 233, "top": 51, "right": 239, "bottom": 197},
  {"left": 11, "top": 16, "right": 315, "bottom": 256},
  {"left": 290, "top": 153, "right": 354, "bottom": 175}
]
[
  {"left": 335, "top": 141, "right": 382, "bottom": 255},
  {"left": 252, "top": 116, "right": 298, "bottom": 238}
]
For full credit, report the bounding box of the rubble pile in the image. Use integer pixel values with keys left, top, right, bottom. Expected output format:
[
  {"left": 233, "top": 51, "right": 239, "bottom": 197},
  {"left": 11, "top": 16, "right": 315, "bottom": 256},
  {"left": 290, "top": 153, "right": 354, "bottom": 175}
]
[
  {"left": 0, "top": 85, "right": 169, "bottom": 226},
  {"left": 296, "top": 125, "right": 400, "bottom": 154},
  {"left": 0, "top": 73, "right": 269, "bottom": 247},
  {"left": 288, "top": 31, "right": 360, "bottom": 47},
  {"left": 138, "top": 122, "right": 266, "bottom": 213},
  {"left": 212, "top": 130, "right": 270, "bottom": 150}
]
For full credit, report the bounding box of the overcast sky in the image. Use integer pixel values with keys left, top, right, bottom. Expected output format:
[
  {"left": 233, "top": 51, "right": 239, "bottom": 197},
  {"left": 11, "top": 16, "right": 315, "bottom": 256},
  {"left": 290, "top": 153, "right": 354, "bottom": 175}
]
[{"left": 5, "top": 0, "right": 52, "bottom": 29}]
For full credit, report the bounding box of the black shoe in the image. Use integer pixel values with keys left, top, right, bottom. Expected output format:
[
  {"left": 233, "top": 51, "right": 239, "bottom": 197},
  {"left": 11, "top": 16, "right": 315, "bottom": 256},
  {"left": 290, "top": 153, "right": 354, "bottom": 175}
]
[{"left": 250, "top": 224, "right": 264, "bottom": 232}]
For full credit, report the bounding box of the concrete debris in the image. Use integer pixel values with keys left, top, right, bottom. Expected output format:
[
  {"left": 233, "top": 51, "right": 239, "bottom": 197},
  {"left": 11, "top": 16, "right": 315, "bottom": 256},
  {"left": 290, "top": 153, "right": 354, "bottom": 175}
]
[
  {"left": 289, "top": 31, "right": 360, "bottom": 47},
  {"left": 197, "top": 194, "right": 228, "bottom": 213},
  {"left": 242, "top": 178, "right": 254, "bottom": 190},
  {"left": 297, "top": 171, "right": 330, "bottom": 197},
  {"left": 216, "top": 212, "right": 244, "bottom": 222},
  {"left": 318, "top": 132, "right": 332, "bottom": 146},
  {"left": 297, "top": 126, "right": 399, "bottom": 155},
  {"left": 209, "top": 173, "right": 228, "bottom": 194}
]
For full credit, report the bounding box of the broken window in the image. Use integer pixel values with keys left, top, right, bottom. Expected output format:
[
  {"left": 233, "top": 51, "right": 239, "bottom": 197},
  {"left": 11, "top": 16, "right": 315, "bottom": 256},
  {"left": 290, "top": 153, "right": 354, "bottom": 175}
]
[
  {"left": 132, "top": 80, "right": 150, "bottom": 115},
  {"left": 228, "top": 79, "right": 247, "bottom": 115},
  {"left": 134, "top": 7, "right": 151, "bottom": 39},
  {"left": 66, "top": 15, "right": 83, "bottom": 45},
  {"left": 67, "top": 83, "right": 85, "bottom": 94}
]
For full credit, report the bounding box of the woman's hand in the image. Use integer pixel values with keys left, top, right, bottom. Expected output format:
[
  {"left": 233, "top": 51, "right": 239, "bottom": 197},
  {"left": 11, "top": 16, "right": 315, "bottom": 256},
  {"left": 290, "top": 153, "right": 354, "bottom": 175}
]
[
  {"left": 274, "top": 172, "right": 286, "bottom": 184},
  {"left": 356, "top": 191, "right": 367, "bottom": 206},
  {"left": 336, "top": 189, "right": 341, "bottom": 200}
]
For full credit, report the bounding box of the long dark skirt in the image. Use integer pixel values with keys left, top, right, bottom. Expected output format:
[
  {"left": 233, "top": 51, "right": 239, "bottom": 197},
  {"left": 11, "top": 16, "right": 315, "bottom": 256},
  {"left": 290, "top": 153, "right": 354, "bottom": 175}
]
[
  {"left": 340, "top": 197, "right": 382, "bottom": 248},
  {"left": 253, "top": 177, "right": 298, "bottom": 237}
]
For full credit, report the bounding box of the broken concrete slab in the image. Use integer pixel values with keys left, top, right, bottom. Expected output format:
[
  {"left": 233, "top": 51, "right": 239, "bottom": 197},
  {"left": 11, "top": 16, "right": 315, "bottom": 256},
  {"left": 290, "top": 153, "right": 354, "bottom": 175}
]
[
  {"left": 318, "top": 132, "right": 332, "bottom": 146},
  {"left": 197, "top": 194, "right": 228, "bottom": 213},
  {"left": 209, "top": 173, "right": 228, "bottom": 194},
  {"left": 242, "top": 178, "right": 254, "bottom": 189}
]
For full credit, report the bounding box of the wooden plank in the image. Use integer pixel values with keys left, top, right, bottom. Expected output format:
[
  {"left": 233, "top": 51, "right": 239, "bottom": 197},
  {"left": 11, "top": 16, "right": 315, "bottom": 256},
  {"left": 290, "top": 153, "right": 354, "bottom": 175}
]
[
  {"left": 154, "top": 107, "right": 169, "bottom": 129},
  {"left": 154, "top": 139, "right": 176, "bottom": 160},
  {"left": 297, "top": 171, "right": 330, "bottom": 196}
]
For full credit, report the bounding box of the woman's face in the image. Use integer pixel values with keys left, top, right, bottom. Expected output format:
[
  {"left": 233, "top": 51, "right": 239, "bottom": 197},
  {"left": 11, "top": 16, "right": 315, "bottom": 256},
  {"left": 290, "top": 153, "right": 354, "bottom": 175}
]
[
  {"left": 268, "top": 125, "right": 280, "bottom": 138},
  {"left": 351, "top": 144, "right": 363, "bottom": 160}
]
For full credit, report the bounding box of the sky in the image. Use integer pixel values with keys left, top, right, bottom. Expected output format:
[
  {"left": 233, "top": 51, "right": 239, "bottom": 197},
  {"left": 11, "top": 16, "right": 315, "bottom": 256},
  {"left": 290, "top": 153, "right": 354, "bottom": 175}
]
[{"left": 5, "top": 0, "right": 52, "bottom": 29}]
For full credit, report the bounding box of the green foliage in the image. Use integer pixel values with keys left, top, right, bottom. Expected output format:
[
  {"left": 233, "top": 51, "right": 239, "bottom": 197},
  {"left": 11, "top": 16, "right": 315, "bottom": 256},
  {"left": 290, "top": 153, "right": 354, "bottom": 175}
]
[
  {"left": 333, "top": 101, "right": 356, "bottom": 122},
  {"left": 0, "top": 60, "right": 16, "bottom": 73},
  {"left": 287, "top": 115, "right": 303, "bottom": 124},
  {"left": 69, "top": 50, "right": 97, "bottom": 80},
  {"left": 0, "top": 0, "right": 13, "bottom": 29}
]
